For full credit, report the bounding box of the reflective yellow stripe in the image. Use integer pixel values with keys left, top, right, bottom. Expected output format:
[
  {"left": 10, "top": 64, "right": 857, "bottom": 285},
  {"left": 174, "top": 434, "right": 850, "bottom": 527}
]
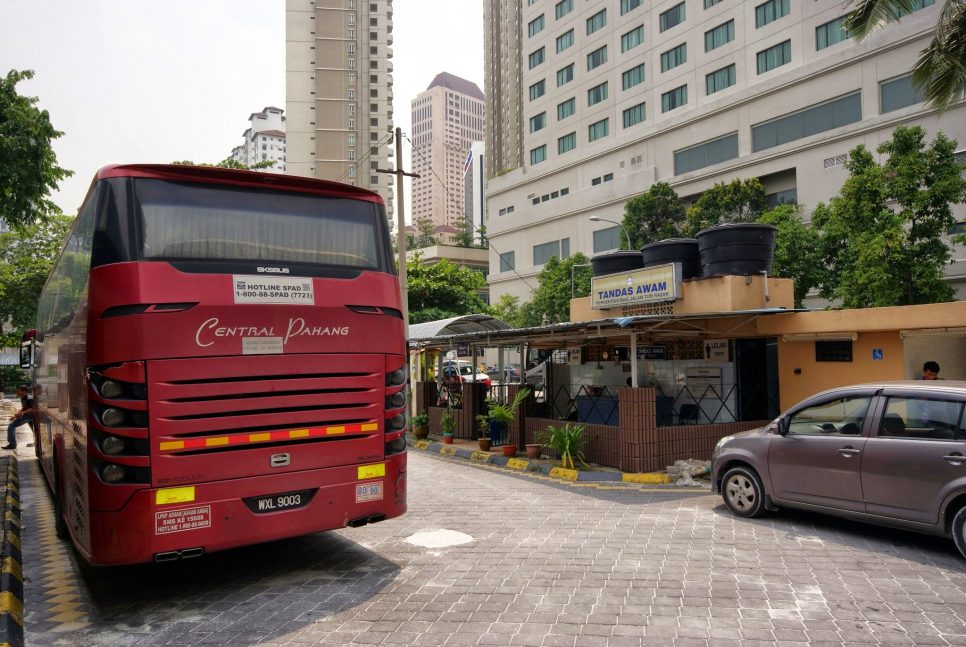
[
  {"left": 358, "top": 463, "right": 385, "bottom": 479},
  {"left": 248, "top": 433, "right": 271, "bottom": 443},
  {"left": 206, "top": 437, "right": 229, "bottom": 447},
  {"left": 156, "top": 486, "right": 196, "bottom": 505},
  {"left": 289, "top": 429, "right": 310, "bottom": 438},
  {"left": 326, "top": 426, "right": 346, "bottom": 435},
  {"left": 160, "top": 440, "right": 184, "bottom": 451},
  {"left": 361, "top": 423, "right": 379, "bottom": 432}
]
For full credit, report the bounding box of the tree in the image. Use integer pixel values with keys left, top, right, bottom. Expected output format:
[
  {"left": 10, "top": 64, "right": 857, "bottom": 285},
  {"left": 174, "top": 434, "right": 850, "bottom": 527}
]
[
  {"left": 0, "top": 213, "right": 73, "bottom": 347},
  {"left": 684, "top": 177, "right": 768, "bottom": 235},
  {"left": 172, "top": 157, "right": 276, "bottom": 170},
  {"left": 622, "top": 182, "right": 686, "bottom": 249},
  {"left": 412, "top": 219, "right": 439, "bottom": 248},
  {"left": 405, "top": 253, "right": 489, "bottom": 323},
  {"left": 490, "top": 293, "right": 524, "bottom": 328},
  {"left": 756, "top": 205, "right": 824, "bottom": 308},
  {"left": 0, "top": 69, "right": 72, "bottom": 231},
  {"left": 813, "top": 126, "right": 965, "bottom": 307},
  {"left": 845, "top": 0, "right": 966, "bottom": 112},
  {"left": 519, "top": 253, "right": 591, "bottom": 326}
]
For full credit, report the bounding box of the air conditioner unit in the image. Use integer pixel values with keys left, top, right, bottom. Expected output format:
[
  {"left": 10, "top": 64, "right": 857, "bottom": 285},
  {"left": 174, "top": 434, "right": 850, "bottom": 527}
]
[{"left": 526, "top": 192, "right": 536, "bottom": 199}]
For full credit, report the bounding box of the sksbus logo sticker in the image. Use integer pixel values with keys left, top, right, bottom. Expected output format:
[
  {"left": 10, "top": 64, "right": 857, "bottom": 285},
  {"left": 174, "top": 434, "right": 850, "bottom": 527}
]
[
  {"left": 155, "top": 505, "right": 212, "bottom": 535},
  {"left": 233, "top": 275, "right": 315, "bottom": 304}
]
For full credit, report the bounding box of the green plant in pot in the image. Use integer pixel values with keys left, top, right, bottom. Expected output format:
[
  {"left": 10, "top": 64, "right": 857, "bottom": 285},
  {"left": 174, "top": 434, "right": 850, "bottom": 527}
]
[
  {"left": 440, "top": 408, "right": 456, "bottom": 444},
  {"left": 410, "top": 411, "right": 429, "bottom": 440},
  {"left": 486, "top": 387, "right": 531, "bottom": 446},
  {"left": 475, "top": 414, "right": 492, "bottom": 451},
  {"left": 539, "top": 422, "right": 587, "bottom": 470}
]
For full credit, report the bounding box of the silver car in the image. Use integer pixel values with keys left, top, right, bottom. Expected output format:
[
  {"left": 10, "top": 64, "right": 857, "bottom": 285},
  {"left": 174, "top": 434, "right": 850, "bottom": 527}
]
[{"left": 712, "top": 381, "right": 966, "bottom": 559}]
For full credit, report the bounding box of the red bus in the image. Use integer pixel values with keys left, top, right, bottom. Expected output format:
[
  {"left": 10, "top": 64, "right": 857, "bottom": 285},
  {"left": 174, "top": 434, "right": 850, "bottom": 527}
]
[{"left": 22, "top": 164, "right": 408, "bottom": 565}]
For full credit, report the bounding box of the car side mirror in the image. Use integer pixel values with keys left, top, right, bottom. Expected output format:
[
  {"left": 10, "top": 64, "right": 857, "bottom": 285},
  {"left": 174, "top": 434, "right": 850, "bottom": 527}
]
[{"left": 774, "top": 418, "right": 788, "bottom": 436}]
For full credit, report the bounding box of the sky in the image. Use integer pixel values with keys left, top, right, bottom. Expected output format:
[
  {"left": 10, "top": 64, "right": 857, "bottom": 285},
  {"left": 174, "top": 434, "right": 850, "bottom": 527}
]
[{"left": 0, "top": 0, "right": 484, "bottom": 222}]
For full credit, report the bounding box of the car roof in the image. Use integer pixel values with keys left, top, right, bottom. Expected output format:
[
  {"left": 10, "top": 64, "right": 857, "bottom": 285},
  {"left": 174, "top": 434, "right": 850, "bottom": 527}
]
[{"left": 812, "top": 380, "right": 966, "bottom": 398}]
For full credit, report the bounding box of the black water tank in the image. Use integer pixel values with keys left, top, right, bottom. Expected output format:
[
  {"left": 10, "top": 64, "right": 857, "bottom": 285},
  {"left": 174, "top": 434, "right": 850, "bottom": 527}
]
[
  {"left": 590, "top": 251, "right": 646, "bottom": 277},
  {"left": 696, "top": 223, "right": 777, "bottom": 277},
  {"left": 641, "top": 238, "right": 701, "bottom": 279}
]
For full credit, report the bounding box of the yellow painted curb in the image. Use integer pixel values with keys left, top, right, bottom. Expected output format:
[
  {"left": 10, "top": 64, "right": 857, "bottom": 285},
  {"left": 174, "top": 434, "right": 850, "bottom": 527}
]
[
  {"left": 549, "top": 467, "right": 579, "bottom": 481},
  {"left": 470, "top": 451, "right": 492, "bottom": 463},
  {"left": 0, "top": 591, "right": 23, "bottom": 625},
  {"left": 622, "top": 472, "right": 674, "bottom": 484},
  {"left": 438, "top": 446, "right": 457, "bottom": 456},
  {"left": 413, "top": 440, "right": 431, "bottom": 450},
  {"left": 505, "top": 458, "right": 529, "bottom": 470}
]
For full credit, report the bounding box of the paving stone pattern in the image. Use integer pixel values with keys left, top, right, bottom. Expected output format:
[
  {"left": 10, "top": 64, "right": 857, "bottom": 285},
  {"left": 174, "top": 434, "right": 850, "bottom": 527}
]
[{"left": 19, "top": 450, "right": 966, "bottom": 646}]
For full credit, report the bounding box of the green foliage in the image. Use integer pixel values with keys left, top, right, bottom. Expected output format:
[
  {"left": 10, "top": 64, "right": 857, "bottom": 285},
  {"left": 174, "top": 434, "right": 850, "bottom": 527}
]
[
  {"left": 410, "top": 411, "right": 429, "bottom": 429},
  {"left": 490, "top": 293, "right": 524, "bottom": 328},
  {"left": 451, "top": 228, "right": 474, "bottom": 248},
  {"left": 0, "top": 213, "right": 73, "bottom": 347},
  {"left": 756, "top": 205, "right": 824, "bottom": 308},
  {"left": 622, "top": 182, "right": 686, "bottom": 249},
  {"left": 812, "top": 126, "right": 965, "bottom": 307},
  {"left": 406, "top": 252, "right": 489, "bottom": 323},
  {"left": 486, "top": 388, "right": 531, "bottom": 425},
  {"left": 0, "top": 69, "right": 73, "bottom": 231},
  {"left": 684, "top": 178, "right": 768, "bottom": 236},
  {"left": 440, "top": 409, "right": 455, "bottom": 435},
  {"left": 0, "top": 366, "right": 27, "bottom": 392},
  {"left": 172, "top": 158, "right": 276, "bottom": 170},
  {"left": 845, "top": 0, "right": 966, "bottom": 112},
  {"left": 519, "top": 254, "right": 591, "bottom": 326},
  {"left": 475, "top": 414, "right": 489, "bottom": 438},
  {"left": 538, "top": 422, "right": 588, "bottom": 470},
  {"left": 412, "top": 219, "right": 439, "bottom": 248}
]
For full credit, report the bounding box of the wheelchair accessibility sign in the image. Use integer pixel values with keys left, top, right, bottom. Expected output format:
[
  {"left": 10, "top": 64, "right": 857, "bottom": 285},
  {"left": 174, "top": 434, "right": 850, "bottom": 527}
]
[{"left": 872, "top": 348, "right": 883, "bottom": 360}]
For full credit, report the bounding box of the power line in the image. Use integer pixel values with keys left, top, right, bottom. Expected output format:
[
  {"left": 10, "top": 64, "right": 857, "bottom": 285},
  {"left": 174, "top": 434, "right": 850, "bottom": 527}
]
[{"left": 334, "top": 130, "right": 395, "bottom": 184}]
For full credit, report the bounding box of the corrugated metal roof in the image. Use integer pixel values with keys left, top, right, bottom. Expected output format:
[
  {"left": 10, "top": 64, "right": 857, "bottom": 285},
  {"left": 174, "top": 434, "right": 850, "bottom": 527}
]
[{"left": 408, "top": 314, "right": 512, "bottom": 342}]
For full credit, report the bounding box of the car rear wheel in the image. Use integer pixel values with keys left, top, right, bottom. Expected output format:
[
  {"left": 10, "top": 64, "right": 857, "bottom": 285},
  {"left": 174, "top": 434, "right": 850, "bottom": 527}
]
[
  {"left": 952, "top": 505, "right": 966, "bottom": 560},
  {"left": 722, "top": 466, "right": 767, "bottom": 518}
]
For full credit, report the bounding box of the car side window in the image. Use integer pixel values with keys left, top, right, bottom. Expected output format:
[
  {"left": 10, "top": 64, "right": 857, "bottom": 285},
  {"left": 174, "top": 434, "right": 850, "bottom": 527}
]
[
  {"left": 878, "top": 396, "right": 965, "bottom": 441},
  {"left": 786, "top": 395, "right": 871, "bottom": 436}
]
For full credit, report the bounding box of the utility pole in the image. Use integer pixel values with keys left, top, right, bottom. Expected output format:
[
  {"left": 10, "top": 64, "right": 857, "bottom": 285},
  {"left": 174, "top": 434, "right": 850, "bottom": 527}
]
[{"left": 377, "top": 127, "right": 420, "bottom": 337}]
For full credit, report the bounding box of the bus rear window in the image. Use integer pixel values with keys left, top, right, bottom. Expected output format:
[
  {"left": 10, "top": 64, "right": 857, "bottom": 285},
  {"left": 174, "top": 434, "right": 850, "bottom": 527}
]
[{"left": 134, "top": 179, "right": 386, "bottom": 270}]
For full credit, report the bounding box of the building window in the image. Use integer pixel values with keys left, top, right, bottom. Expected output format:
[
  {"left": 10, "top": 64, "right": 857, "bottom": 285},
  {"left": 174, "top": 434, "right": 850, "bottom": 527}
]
[
  {"left": 556, "top": 29, "right": 574, "bottom": 53},
  {"left": 557, "top": 97, "right": 576, "bottom": 120},
  {"left": 529, "top": 111, "right": 547, "bottom": 133},
  {"left": 659, "top": 3, "right": 686, "bottom": 32},
  {"left": 706, "top": 63, "right": 736, "bottom": 94},
  {"left": 673, "top": 132, "right": 738, "bottom": 175},
  {"left": 662, "top": 85, "right": 688, "bottom": 112},
  {"left": 621, "top": 25, "right": 645, "bottom": 52},
  {"left": 557, "top": 63, "right": 575, "bottom": 86},
  {"left": 555, "top": 0, "right": 574, "bottom": 20},
  {"left": 766, "top": 188, "right": 798, "bottom": 207},
  {"left": 705, "top": 0, "right": 724, "bottom": 7},
  {"left": 757, "top": 40, "right": 792, "bottom": 74},
  {"left": 705, "top": 20, "right": 735, "bottom": 51},
  {"left": 586, "top": 9, "right": 606, "bottom": 35},
  {"left": 660, "top": 43, "right": 687, "bottom": 72},
  {"left": 892, "top": 0, "right": 935, "bottom": 17},
  {"left": 755, "top": 0, "right": 790, "bottom": 28},
  {"left": 593, "top": 227, "right": 622, "bottom": 253},
  {"left": 528, "top": 14, "right": 545, "bottom": 37},
  {"left": 529, "top": 47, "right": 546, "bottom": 69},
  {"left": 880, "top": 74, "right": 925, "bottom": 113},
  {"left": 587, "top": 82, "right": 608, "bottom": 106},
  {"left": 622, "top": 102, "right": 646, "bottom": 128},
  {"left": 587, "top": 46, "right": 608, "bottom": 71},
  {"left": 621, "top": 0, "right": 643, "bottom": 15},
  {"left": 816, "top": 17, "right": 850, "bottom": 50},
  {"left": 588, "top": 118, "right": 609, "bottom": 142},
  {"left": 500, "top": 251, "right": 515, "bottom": 272},
  {"left": 751, "top": 92, "right": 861, "bottom": 151},
  {"left": 533, "top": 239, "right": 570, "bottom": 266},
  {"left": 530, "top": 145, "right": 547, "bottom": 165},
  {"left": 622, "top": 62, "right": 645, "bottom": 90},
  {"left": 558, "top": 132, "right": 577, "bottom": 154},
  {"left": 816, "top": 341, "right": 853, "bottom": 362},
  {"left": 529, "top": 79, "right": 546, "bottom": 101}
]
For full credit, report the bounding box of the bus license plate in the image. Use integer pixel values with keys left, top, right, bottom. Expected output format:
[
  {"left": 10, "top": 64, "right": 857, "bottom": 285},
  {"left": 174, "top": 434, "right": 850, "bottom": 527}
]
[
  {"left": 243, "top": 488, "right": 316, "bottom": 514},
  {"left": 356, "top": 481, "right": 383, "bottom": 502}
]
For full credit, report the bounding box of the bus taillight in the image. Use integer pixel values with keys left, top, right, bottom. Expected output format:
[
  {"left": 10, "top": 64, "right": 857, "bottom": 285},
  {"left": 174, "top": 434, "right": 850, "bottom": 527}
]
[
  {"left": 384, "top": 363, "right": 408, "bottom": 455},
  {"left": 88, "top": 361, "right": 151, "bottom": 484}
]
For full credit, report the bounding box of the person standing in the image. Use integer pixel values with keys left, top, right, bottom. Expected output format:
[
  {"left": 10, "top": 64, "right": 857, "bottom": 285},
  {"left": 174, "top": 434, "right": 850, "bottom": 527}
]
[
  {"left": 4, "top": 385, "right": 34, "bottom": 450},
  {"left": 919, "top": 361, "right": 941, "bottom": 380}
]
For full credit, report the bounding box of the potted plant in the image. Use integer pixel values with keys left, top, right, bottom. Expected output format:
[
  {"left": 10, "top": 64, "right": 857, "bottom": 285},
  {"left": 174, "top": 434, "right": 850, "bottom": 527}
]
[
  {"left": 410, "top": 412, "right": 429, "bottom": 440},
  {"left": 475, "top": 414, "right": 492, "bottom": 452},
  {"left": 539, "top": 422, "right": 588, "bottom": 470},
  {"left": 486, "top": 388, "right": 530, "bottom": 455},
  {"left": 440, "top": 408, "right": 455, "bottom": 444},
  {"left": 525, "top": 442, "right": 542, "bottom": 460}
]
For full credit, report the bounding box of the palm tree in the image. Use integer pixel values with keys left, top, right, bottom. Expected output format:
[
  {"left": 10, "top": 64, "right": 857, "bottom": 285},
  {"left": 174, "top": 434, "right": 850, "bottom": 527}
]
[{"left": 844, "top": 0, "right": 966, "bottom": 112}]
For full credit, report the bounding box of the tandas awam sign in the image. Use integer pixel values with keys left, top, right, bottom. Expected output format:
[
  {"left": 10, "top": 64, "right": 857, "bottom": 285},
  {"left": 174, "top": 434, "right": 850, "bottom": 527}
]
[{"left": 591, "top": 262, "right": 682, "bottom": 310}]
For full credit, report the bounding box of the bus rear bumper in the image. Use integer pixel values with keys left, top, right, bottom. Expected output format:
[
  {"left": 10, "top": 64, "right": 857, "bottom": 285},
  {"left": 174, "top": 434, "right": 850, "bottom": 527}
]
[{"left": 86, "top": 455, "right": 406, "bottom": 565}]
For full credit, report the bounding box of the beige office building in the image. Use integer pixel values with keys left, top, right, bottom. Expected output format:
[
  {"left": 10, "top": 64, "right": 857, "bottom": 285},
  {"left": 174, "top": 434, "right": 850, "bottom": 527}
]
[
  {"left": 484, "top": 0, "right": 966, "bottom": 304},
  {"left": 286, "top": 0, "right": 395, "bottom": 216},
  {"left": 411, "top": 73, "right": 485, "bottom": 233}
]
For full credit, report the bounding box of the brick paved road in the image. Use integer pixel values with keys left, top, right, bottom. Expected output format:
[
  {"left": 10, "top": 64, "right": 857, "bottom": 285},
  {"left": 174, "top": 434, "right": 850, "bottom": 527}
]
[{"left": 21, "top": 450, "right": 966, "bottom": 646}]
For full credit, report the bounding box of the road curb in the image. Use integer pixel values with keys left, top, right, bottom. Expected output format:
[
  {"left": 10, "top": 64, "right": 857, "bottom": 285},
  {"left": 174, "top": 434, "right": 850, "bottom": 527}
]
[
  {"left": 411, "top": 437, "right": 681, "bottom": 487},
  {"left": 0, "top": 455, "right": 24, "bottom": 647}
]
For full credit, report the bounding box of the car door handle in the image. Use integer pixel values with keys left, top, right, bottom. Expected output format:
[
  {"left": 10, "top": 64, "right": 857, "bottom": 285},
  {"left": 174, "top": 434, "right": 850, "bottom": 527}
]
[
  {"left": 837, "top": 447, "right": 861, "bottom": 457},
  {"left": 942, "top": 453, "right": 965, "bottom": 466}
]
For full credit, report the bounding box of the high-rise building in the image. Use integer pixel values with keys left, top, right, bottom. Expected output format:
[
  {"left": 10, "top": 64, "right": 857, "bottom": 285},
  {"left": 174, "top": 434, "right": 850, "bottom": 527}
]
[
  {"left": 483, "top": 0, "right": 966, "bottom": 303},
  {"left": 410, "top": 73, "right": 485, "bottom": 234},
  {"left": 286, "top": 0, "right": 395, "bottom": 216},
  {"left": 230, "top": 106, "right": 287, "bottom": 173},
  {"left": 464, "top": 142, "right": 487, "bottom": 245}
]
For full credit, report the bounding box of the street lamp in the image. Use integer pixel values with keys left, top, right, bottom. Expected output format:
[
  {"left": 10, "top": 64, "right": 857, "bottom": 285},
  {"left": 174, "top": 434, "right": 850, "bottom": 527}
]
[
  {"left": 571, "top": 262, "right": 592, "bottom": 299},
  {"left": 589, "top": 216, "right": 631, "bottom": 250}
]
